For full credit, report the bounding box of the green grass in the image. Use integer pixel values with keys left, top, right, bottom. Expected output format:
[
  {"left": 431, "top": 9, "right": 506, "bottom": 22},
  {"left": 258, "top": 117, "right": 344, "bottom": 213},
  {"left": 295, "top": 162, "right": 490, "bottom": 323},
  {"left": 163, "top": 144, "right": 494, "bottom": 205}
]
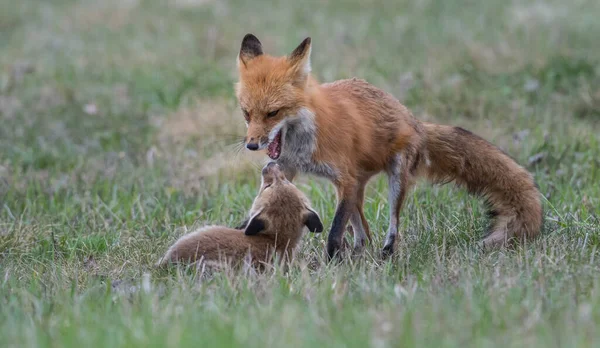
[{"left": 1, "top": 0, "right": 600, "bottom": 346}]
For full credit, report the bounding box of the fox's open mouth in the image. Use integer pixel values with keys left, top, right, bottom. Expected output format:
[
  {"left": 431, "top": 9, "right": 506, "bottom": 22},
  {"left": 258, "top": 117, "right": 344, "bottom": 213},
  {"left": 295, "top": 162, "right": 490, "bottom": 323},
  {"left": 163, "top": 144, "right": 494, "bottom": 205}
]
[{"left": 267, "top": 130, "right": 282, "bottom": 160}]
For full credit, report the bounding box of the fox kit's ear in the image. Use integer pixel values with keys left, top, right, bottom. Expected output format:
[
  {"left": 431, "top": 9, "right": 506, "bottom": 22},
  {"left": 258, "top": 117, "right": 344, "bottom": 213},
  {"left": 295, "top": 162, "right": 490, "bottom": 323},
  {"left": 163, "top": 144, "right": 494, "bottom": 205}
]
[
  {"left": 235, "top": 217, "right": 250, "bottom": 230},
  {"left": 244, "top": 211, "right": 266, "bottom": 236},
  {"left": 303, "top": 208, "right": 323, "bottom": 233},
  {"left": 238, "top": 33, "right": 263, "bottom": 68},
  {"left": 288, "top": 37, "right": 312, "bottom": 83}
]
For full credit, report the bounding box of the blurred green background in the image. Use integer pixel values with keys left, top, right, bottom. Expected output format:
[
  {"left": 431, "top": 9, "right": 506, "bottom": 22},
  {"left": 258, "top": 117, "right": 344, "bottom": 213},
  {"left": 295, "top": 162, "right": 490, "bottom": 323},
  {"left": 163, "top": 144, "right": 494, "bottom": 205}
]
[{"left": 1, "top": 0, "right": 599, "bottom": 347}]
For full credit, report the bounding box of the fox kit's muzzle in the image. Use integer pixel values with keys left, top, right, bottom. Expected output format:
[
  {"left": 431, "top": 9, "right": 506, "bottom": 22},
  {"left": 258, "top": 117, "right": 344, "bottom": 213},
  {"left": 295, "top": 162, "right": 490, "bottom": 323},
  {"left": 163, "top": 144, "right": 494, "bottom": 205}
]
[{"left": 262, "top": 161, "right": 279, "bottom": 175}]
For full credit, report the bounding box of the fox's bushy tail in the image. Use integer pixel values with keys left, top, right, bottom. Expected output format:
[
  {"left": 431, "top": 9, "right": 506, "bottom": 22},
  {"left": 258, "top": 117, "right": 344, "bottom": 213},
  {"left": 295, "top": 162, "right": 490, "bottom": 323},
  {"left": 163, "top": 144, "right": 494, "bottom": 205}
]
[{"left": 421, "top": 123, "right": 543, "bottom": 246}]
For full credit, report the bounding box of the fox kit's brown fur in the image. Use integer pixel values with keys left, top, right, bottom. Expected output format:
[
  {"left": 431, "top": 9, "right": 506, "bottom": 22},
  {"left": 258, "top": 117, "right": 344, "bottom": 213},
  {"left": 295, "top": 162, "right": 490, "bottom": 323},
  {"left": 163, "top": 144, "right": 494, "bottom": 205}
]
[
  {"left": 157, "top": 162, "right": 323, "bottom": 268},
  {"left": 235, "top": 34, "right": 543, "bottom": 259}
]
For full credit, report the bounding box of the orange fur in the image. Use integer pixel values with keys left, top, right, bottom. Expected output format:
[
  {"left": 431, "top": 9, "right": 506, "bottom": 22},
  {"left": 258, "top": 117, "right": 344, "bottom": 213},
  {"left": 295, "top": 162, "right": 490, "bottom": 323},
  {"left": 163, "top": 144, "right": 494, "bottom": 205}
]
[{"left": 235, "top": 34, "right": 543, "bottom": 259}]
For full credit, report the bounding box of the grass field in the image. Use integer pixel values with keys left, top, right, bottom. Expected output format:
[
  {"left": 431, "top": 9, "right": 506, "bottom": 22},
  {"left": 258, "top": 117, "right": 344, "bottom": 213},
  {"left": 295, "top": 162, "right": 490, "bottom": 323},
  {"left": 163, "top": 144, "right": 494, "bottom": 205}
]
[{"left": 1, "top": 0, "right": 600, "bottom": 346}]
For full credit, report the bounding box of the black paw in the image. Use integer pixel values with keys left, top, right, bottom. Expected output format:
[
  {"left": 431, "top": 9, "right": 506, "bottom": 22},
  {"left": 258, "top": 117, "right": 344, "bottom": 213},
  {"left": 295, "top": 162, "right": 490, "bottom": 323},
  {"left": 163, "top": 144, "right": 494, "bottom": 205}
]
[
  {"left": 326, "top": 240, "right": 342, "bottom": 262},
  {"left": 381, "top": 243, "right": 394, "bottom": 258},
  {"left": 352, "top": 244, "right": 365, "bottom": 256}
]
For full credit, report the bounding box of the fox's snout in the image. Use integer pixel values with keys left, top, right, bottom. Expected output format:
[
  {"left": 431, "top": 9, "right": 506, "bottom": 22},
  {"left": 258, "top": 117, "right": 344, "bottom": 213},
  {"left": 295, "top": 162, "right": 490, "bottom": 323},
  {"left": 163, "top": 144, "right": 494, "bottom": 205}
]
[
  {"left": 245, "top": 136, "right": 267, "bottom": 151},
  {"left": 245, "top": 135, "right": 260, "bottom": 150},
  {"left": 246, "top": 142, "right": 259, "bottom": 151}
]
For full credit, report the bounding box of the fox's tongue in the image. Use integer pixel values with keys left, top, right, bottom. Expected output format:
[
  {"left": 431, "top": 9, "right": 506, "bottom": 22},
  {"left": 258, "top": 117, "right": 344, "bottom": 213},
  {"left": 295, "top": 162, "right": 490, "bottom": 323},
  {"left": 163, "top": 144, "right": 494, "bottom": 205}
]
[{"left": 267, "top": 131, "right": 282, "bottom": 160}]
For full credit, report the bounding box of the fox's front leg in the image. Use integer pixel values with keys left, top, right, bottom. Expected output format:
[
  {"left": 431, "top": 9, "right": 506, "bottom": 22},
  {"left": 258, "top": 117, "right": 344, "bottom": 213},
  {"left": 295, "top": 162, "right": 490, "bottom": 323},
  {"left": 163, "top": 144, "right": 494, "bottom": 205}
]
[{"left": 327, "top": 181, "right": 357, "bottom": 260}]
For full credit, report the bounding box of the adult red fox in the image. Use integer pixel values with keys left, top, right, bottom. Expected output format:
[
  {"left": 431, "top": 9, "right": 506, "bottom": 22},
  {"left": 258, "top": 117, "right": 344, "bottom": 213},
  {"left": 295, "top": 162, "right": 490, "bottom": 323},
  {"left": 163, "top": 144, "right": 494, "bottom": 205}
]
[{"left": 235, "top": 34, "right": 542, "bottom": 259}]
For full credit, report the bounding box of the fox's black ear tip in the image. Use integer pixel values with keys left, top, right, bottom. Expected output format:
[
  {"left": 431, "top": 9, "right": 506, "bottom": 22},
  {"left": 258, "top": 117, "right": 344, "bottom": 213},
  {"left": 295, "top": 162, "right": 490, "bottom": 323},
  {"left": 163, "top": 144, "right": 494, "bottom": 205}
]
[
  {"left": 299, "top": 37, "right": 311, "bottom": 47},
  {"left": 244, "top": 215, "right": 266, "bottom": 236},
  {"left": 240, "top": 34, "right": 263, "bottom": 59},
  {"left": 312, "top": 223, "right": 324, "bottom": 233},
  {"left": 304, "top": 210, "right": 323, "bottom": 233},
  {"left": 317, "top": 220, "right": 324, "bottom": 232},
  {"left": 242, "top": 33, "right": 260, "bottom": 42}
]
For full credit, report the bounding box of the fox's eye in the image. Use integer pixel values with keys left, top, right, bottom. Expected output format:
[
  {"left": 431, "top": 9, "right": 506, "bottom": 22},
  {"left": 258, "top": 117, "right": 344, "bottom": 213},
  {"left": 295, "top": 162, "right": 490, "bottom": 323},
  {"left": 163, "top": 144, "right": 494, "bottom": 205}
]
[
  {"left": 242, "top": 109, "right": 250, "bottom": 120},
  {"left": 266, "top": 110, "right": 279, "bottom": 118}
]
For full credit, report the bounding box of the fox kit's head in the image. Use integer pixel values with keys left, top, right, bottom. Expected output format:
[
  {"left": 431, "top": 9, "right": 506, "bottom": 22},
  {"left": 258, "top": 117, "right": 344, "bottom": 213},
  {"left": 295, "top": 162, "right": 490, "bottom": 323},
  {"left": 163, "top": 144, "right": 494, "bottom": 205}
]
[
  {"left": 243, "top": 162, "right": 323, "bottom": 238},
  {"left": 235, "top": 34, "right": 313, "bottom": 160}
]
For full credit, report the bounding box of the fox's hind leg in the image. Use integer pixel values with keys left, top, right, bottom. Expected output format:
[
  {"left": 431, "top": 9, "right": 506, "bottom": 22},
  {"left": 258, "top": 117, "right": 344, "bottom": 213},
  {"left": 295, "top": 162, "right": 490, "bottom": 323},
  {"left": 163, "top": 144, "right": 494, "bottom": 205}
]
[
  {"left": 382, "top": 154, "right": 412, "bottom": 257},
  {"left": 481, "top": 215, "right": 515, "bottom": 247}
]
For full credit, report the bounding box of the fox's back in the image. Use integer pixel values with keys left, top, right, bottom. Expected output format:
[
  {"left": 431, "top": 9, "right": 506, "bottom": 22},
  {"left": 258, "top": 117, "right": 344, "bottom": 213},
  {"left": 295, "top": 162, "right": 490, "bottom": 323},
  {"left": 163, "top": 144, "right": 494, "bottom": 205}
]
[
  {"left": 162, "top": 226, "right": 272, "bottom": 264},
  {"left": 316, "top": 78, "right": 422, "bottom": 172}
]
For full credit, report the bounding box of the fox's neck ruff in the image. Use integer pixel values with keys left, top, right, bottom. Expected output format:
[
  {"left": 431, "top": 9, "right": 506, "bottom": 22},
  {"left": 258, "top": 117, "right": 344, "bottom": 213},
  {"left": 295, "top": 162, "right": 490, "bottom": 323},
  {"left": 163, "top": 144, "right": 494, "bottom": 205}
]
[
  {"left": 277, "top": 107, "right": 316, "bottom": 165},
  {"left": 276, "top": 106, "right": 338, "bottom": 180}
]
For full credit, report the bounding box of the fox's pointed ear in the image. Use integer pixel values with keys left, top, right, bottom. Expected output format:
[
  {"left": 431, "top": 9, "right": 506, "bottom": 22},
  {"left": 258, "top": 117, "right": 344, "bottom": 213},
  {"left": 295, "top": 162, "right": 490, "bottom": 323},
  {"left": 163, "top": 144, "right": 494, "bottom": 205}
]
[
  {"left": 244, "top": 210, "right": 266, "bottom": 236},
  {"left": 288, "top": 37, "right": 312, "bottom": 81},
  {"left": 238, "top": 34, "right": 263, "bottom": 68},
  {"left": 303, "top": 208, "right": 323, "bottom": 233}
]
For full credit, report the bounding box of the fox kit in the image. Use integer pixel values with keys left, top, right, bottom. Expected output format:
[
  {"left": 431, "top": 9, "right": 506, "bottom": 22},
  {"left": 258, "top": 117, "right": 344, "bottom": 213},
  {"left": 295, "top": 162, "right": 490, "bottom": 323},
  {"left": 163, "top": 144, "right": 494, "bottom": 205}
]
[
  {"left": 235, "top": 34, "right": 543, "bottom": 259},
  {"left": 157, "top": 162, "right": 323, "bottom": 268}
]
